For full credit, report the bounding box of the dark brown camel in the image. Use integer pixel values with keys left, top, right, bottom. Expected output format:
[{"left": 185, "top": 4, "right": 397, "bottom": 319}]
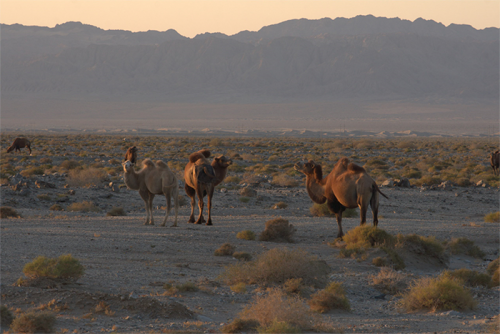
[
  {"left": 490, "top": 150, "right": 500, "bottom": 176},
  {"left": 7, "top": 137, "right": 31, "bottom": 154},
  {"left": 184, "top": 150, "right": 232, "bottom": 225},
  {"left": 294, "top": 157, "right": 388, "bottom": 239},
  {"left": 124, "top": 146, "right": 138, "bottom": 164}
]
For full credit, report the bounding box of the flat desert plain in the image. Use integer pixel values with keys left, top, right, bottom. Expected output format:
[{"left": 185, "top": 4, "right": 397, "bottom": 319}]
[{"left": 1, "top": 134, "right": 499, "bottom": 333}]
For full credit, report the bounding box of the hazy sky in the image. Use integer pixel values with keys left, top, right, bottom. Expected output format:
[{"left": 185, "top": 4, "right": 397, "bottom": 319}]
[{"left": 2, "top": 0, "right": 499, "bottom": 37}]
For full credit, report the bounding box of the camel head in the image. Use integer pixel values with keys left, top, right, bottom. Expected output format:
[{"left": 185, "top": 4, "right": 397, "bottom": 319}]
[
  {"left": 6, "top": 146, "right": 13, "bottom": 153},
  {"left": 214, "top": 155, "right": 232, "bottom": 168},
  {"left": 122, "top": 160, "right": 135, "bottom": 173},
  {"left": 294, "top": 160, "right": 316, "bottom": 175}
]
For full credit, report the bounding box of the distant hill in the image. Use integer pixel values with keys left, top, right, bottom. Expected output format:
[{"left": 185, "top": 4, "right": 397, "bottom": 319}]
[{"left": 1, "top": 16, "right": 498, "bottom": 102}]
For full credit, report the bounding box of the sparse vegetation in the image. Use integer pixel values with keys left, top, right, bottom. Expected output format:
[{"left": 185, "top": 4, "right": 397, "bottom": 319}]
[
  {"left": 0, "top": 206, "right": 21, "bottom": 218},
  {"left": 369, "top": 267, "right": 410, "bottom": 294},
  {"left": 22, "top": 254, "right": 84, "bottom": 280},
  {"left": 442, "top": 269, "right": 491, "bottom": 288},
  {"left": 106, "top": 206, "right": 126, "bottom": 216},
  {"left": 272, "top": 201, "right": 288, "bottom": 209},
  {"left": 67, "top": 167, "right": 107, "bottom": 187},
  {"left": 49, "top": 204, "right": 63, "bottom": 211},
  {"left": 221, "top": 248, "right": 330, "bottom": 287},
  {"left": 397, "top": 234, "right": 446, "bottom": 261},
  {"left": 236, "top": 230, "right": 256, "bottom": 241},
  {"left": 484, "top": 211, "right": 500, "bottom": 223},
  {"left": 67, "top": 201, "right": 101, "bottom": 213},
  {"left": 401, "top": 275, "right": 476, "bottom": 312},
  {"left": 214, "top": 243, "right": 236, "bottom": 256},
  {"left": 308, "top": 282, "right": 351, "bottom": 313},
  {"left": 487, "top": 258, "right": 500, "bottom": 287},
  {"left": 1, "top": 305, "right": 14, "bottom": 329},
  {"left": 447, "top": 237, "right": 485, "bottom": 259},
  {"left": 9, "top": 311, "right": 56, "bottom": 333},
  {"left": 259, "top": 218, "right": 296, "bottom": 243},
  {"left": 233, "top": 252, "right": 252, "bottom": 261}
]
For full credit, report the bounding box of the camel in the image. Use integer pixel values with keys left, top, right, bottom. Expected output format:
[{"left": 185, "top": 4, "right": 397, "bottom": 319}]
[
  {"left": 124, "top": 146, "right": 138, "bottom": 164},
  {"left": 184, "top": 149, "right": 232, "bottom": 225},
  {"left": 490, "top": 150, "right": 499, "bottom": 175},
  {"left": 294, "top": 157, "right": 388, "bottom": 239},
  {"left": 122, "top": 159, "right": 179, "bottom": 227},
  {"left": 7, "top": 137, "right": 31, "bottom": 154}
]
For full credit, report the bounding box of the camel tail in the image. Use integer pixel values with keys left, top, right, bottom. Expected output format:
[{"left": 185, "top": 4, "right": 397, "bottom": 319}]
[{"left": 374, "top": 183, "right": 389, "bottom": 199}]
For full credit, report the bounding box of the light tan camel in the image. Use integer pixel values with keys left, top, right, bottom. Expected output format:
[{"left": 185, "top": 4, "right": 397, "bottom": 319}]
[
  {"left": 294, "top": 157, "right": 388, "bottom": 239},
  {"left": 122, "top": 159, "right": 178, "bottom": 226},
  {"left": 124, "top": 146, "right": 138, "bottom": 164},
  {"left": 490, "top": 150, "right": 499, "bottom": 175},
  {"left": 7, "top": 137, "right": 31, "bottom": 154},
  {"left": 184, "top": 150, "right": 232, "bottom": 225}
]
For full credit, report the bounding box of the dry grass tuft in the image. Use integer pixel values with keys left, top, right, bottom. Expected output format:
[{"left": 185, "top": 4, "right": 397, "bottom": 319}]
[
  {"left": 232, "top": 252, "right": 252, "bottom": 261},
  {"left": 272, "top": 201, "right": 288, "bottom": 209},
  {"left": 397, "top": 234, "right": 446, "bottom": 261},
  {"left": 401, "top": 275, "right": 476, "bottom": 312},
  {"left": 9, "top": 311, "right": 56, "bottom": 333},
  {"left": 0, "top": 206, "right": 21, "bottom": 218},
  {"left": 369, "top": 267, "right": 410, "bottom": 295},
  {"left": 67, "top": 167, "right": 107, "bottom": 187},
  {"left": 221, "top": 319, "right": 259, "bottom": 334},
  {"left": 106, "top": 207, "right": 126, "bottom": 216},
  {"left": 381, "top": 247, "right": 406, "bottom": 270},
  {"left": 487, "top": 258, "right": 500, "bottom": 287},
  {"left": 442, "top": 269, "right": 491, "bottom": 288},
  {"left": 372, "top": 257, "right": 387, "bottom": 267},
  {"left": 271, "top": 174, "right": 299, "bottom": 187},
  {"left": 230, "top": 283, "right": 247, "bottom": 294},
  {"left": 236, "top": 230, "right": 256, "bottom": 241},
  {"left": 67, "top": 201, "right": 101, "bottom": 213},
  {"left": 308, "top": 282, "right": 351, "bottom": 313},
  {"left": 49, "top": 204, "right": 63, "bottom": 211},
  {"left": 447, "top": 237, "right": 485, "bottom": 259},
  {"left": 343, "top": 225, "right": 396, "bottom": 249},
  {"left": 214, "top": 243, "right": 236, "bottom": 256},
  {"left": 221, "top": 248, "right": 330, "bottom": 288},
  {"left": 22, "top": 254, "right": 84, "bottom": 280},
  {"left": 239, "top": 289, "right": 312, "bottom": 331},
  {"left": 484, "top": 211, "right": 500, "bottom": 223},
  {"left": 1, "top": 305, "right": 14, "bottom": 329},
  {"left": 259, "top": 218, "right": 296, "bottom": 243}
]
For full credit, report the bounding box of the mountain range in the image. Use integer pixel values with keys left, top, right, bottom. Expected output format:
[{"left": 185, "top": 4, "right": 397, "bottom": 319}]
[{"left": 2, "top": 16, "right": 498, "bottom": 100}]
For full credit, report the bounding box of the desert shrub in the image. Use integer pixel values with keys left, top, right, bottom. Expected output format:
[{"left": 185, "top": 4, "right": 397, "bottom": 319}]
[
  {"left": 442, "top": 269, "right": 491, "bottom": 288},
  {"left": 259, "top": 218, "right": 296, "bottom": 243},
  {"left": 1, "top": 305, "right": 14, "bottom": 329},
  {"left": 106, "top": 207, "right": 126, "bottom": 216},
  {"left": 310, "top": 202, "right": 333, "bottom": 217},
  {"left": 67, "top": 167, "right": 107, "bottom": 187},
  {"left": 221, "top": 248, "right": 330, "bottom": 287},
  {"left": 381, "top": 247, "right": 406, "bottom": 270},
  {"left": 343, "top": 225, "right": 396, "bottom": 249},
  {"left": 447, "top": 237, "right": 485, "bottom": 259},
  {"left": 271, "top": 174, "right": 299, "bottom": 187},
  {"left": 400, "top": 275, "right": 476, "bottom": 312},
  {"left": 283, "top": 278, "right": 307, "bottom": 295},
  {"left": 224, "top": 175, "right": 241, "bottom": 184},
  {"left": 372, "top": 257, "right": 387, "bottom": 267},
  {"left": 20, "top": 166, "right": 44, "bottom": 177},
  {"left": 236, "top": 230, "right": 256, "bottom": 241},
  {"left": 239, "top": 289, "right": 312, "bottom": 331},
  {"left": 49, "top": 204, "right": 63, "bottom": 211},
  {"left": 484, "top": 211, "right": 500, "bottom": 223},
  {"left": 214, "top": 243, "right": 236, "bottom": 256},
  {"left": 338, "top": 246, "right": 366, "bottom": 259},
  {"left": 239, "top": 197, "right": 251, "bottom": 203},
  {"left": 176, "top": 282, "right": 198, "bottom": 292},
  {"left": 9, "top": 311, "right": 56, "bottom": 333},
  {"left": 60, "top": 159, "right": 80, "bottom": 170},
  {"left": 221, "top": 319, "right": 259, "bottom": 334},
  {"left": 259, "top": 320, "right": 302, "bottom": 333},
  {"left": 67, "top": 201, "right": 101, "bottom": 213},
  {"left": 230, "top": 282, "right": 247, "bottom": 293},
  {"left": 233, "top": 252, "right": 252, "bottom": 261},
  {"left": 491, "top": 268, "right": 500, "bottom": 287},
  {"left": 397, "top": 234, "right": 446, "bottom": 260},
  {"left": 0, "top": 206, "right": 21, "bottom": 218},
  {"left": 272, "top": 201, "right": 288, "bottom": 209},
  {"left": 369, "top": 267, "right": 410, "bottom": 295},
  {"left": 487, "top": 258, "right": 499, "bottom": 276},
  {"left": 23, "top": 254, "right": 84, "bottom": 280},
  {"left": 308, "top": 282, "right": 350, "bottom": 313},
  {"left": 37, "top": 194, "right": 51, "bottom": 201}
]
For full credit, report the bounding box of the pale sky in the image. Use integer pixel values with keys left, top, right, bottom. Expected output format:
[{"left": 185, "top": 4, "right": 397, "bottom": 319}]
[{"left": 1, "top": 0, "right": 499, "bottom": 38}]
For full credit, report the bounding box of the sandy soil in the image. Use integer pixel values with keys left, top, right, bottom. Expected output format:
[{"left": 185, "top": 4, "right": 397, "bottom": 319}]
[{"left": 1, "top": 177, "right": 499, "bottom": 333}]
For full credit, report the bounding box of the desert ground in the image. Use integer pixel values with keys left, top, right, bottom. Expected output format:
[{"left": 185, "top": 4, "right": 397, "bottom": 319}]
[{"left": 1, "top": 133, "right": 499, "bottom": 333}]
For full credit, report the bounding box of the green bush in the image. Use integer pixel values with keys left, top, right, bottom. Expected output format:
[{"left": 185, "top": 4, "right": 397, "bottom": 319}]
[{"left": 22, "top": 254, "right": 84, "bottom": 280}]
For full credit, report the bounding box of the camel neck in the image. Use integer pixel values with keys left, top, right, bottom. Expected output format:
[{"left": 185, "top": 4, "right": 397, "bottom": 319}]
[
  {"left": 213, "top": 166, "right": 228, "bottom": 187},
  {"left": 306, "top": 174, "right": 326, "bottom": 204},
  {"left": 123, "top": 170, "right": 140, "bottom": 190}
]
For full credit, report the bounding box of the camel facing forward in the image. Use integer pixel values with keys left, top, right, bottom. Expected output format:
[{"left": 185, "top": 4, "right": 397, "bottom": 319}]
[
  {"left": 123, "top": 159, "right": 179, "bottom": 226},
  {"left": 294, "top": 157, "right": 388, "bottom": 239},
  {"left": 184, "top": 150, "right": 232, "bottom": 225}
]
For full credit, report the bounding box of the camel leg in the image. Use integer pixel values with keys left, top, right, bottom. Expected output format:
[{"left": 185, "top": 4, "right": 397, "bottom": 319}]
[
  {"left": 206, "top": 188, "right": 214, "bottom": 226},
  {"left": 370, "top": 191, "right": 379, "bottom": 227},
  {"left": 172, "top": 185, "right": 179, "bottom": 227},
  {"left": 148, "top": 193, "right": 155, "bottom": 225},
  {"left": 358, "top": 195, "right": 369, "bottom": 226},
  {"left": 185, "top": 184, "right": 196, "bottom": 223},
  {"left": 28, "top": 145, "right": 32, "bottom": 155},
  {"left": 139, "top": 190, "right": 150, "bottom": 225},
  {"left": 195, "top": 190, "right": 205, "bottom": 224},
  {"left": 335, "top": 212, "right": 344, "bottom": 239},
  {"left": 160, "top": 191, "right": 171, "bottom": 227}
]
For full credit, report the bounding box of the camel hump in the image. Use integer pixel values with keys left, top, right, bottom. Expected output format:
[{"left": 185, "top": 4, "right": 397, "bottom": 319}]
[
  {"left": 155, "top": 160, "right": 169, "bottom": 169},
  {"left": 348, "top": 163, "right": 366, "bottom": 173},
  {"left": 189, "top": 150, "right": 210, "bottom": 163},
  {"left": 335, "top": 157, "right": 350, "bottom": 171},
  {"left": 142, "top": 159, "right": 155, "bottom": 168}
]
